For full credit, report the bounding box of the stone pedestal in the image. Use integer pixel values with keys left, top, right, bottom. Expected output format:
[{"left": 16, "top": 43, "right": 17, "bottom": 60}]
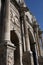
[
  {"left": 22, "top": 51, "right": 34, "bottom": 65},
  {"left": 0, "top": 41, "right": 15, "bottom": 65}
]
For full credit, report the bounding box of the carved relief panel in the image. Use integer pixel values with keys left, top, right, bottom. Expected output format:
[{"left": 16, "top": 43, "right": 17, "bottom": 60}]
[
  {"left": 9, "top": 2, "right": 21, "bottom": 41},
  {"left": 10, "top": 3, "right": 20, "bottom": 31},
  {"left": 7, "top": 47, "right": 14, "bottom": 65}
]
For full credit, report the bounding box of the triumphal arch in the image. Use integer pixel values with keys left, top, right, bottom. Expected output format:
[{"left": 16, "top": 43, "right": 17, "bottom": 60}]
[{"left": 0, "top": 0, "right": 43, "bottom": 65}]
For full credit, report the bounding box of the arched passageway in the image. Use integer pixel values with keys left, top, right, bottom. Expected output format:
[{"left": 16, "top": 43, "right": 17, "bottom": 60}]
[{"left": 10, "top": 30, "right": 20, "bottom": 65}]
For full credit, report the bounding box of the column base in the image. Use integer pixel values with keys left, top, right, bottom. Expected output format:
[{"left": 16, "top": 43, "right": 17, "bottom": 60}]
[
  {"left": 0, "top": 41, "right": 16, "bottom": 65},
  {"left": 22, "top": 51, "right": 34, "bottom": 65}
]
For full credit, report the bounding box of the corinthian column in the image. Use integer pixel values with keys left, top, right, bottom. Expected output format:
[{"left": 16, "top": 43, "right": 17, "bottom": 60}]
[
  {"left": 23, "top": 12, "right": 31, "bottom": 51},
  {"left": 0, "top": 1, "right": 15, "bottom": 65},
  {"left": 1, "top": 0, "right": 10, "bottom": 41}
]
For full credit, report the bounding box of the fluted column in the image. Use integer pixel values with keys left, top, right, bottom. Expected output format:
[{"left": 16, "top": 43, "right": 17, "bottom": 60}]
[
  {"left": 36, "top": 28, "right": 41, "bottom": 56},
  {"left": 19, "top": 43, "right": 23, "bottom": 65},
  {"left": 22, "top": 20, "right": 26, "bottom": 51},
  {"left": 1, "top": 0, "right": 10, "bottom": 41},
  {"left": 23, "top": 33, "right": 26, "bottom": 51},
  {"left": 0, "top": 1, "right": 15, "bottom": 65},
  {"left": 23, "top": 12, "right": 31, "bottom": 51}
]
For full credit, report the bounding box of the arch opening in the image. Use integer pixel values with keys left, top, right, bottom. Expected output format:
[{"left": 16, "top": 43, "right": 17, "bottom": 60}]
[
  {"left": 28, "top": 30, "right": 37, "bottom": 65},
  {"left": 10, "top": 30, "right": 20, "bottom": 65}
]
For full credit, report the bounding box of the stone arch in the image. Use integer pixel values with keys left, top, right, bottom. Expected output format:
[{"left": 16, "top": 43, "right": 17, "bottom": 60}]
[
  {"left": 10, "top": 30, "right": 20, "bottom": 65},
  {"left": 28, "top": 28, "right": 35, "bottom": 51},
  {"left": 28, "top": 29, "right": 37, "bottom": 65},
  {"left": 29, "top": 31, "right": 34, "bottom": 44},
  {"left": 10, "top": 30, "right": 19, "bottom": 44},
  {"left": 29, "top": 28, "right": 35, "bottom": 43}
]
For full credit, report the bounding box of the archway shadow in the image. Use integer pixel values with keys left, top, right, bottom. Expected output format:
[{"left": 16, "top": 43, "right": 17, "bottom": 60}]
[
  {"left": 10, "top": 30, "right": 20, "bottom": 65},
  {"left": 28, "top": 30, "right": 37, "bottom": 65}
]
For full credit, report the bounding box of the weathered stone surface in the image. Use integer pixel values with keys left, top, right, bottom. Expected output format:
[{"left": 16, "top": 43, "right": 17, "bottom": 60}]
[
  {"left": 22, "top": 51, "right": 34, "bottom": 65},
  {"left": 38, "top": 56, "right": 43, "bottom": 65},
  {"left": 0, "top": 41, "right": 15, "bottom": 65},
  {"left": 0, "top": 0, "right": 43, "bottom": 65}
]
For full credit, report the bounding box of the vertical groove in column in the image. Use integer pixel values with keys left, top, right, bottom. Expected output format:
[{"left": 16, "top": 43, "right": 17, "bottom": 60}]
[
  {"left": 1, "top": 0, "right": 10, "bottom": 41},
  {"left": 23, "top": 12, "right": 31, "bottom": 51},
  {"left": 19, "top": 43, "right": 23, "bottom": 65}
]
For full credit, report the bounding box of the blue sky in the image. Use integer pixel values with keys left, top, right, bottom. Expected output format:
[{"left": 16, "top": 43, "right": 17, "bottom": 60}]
[
  {"left": 25, "top": 0, "right": 43, "bottom": 30},
  {"left": 0, "top": 0, "right": 43, "bottom": 30}
]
